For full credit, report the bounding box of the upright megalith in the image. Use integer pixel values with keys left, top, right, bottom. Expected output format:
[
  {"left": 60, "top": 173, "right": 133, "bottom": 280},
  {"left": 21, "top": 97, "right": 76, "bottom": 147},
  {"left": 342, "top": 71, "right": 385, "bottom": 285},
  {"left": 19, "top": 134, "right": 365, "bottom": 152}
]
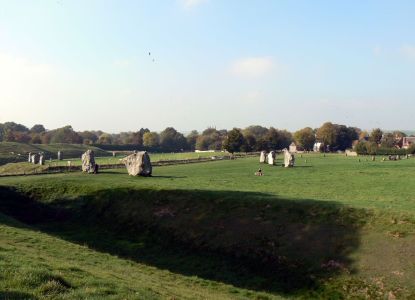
[
  {"left": 58, "top": 151, "right": 63, "bottom": 161},
  {"left": 260, "top": 151, "right": 267, "bottom": 163},
  {"left": 30, "top": 154, "right": 39, "bottom": 164},
  {"left": 28, "top": 152, "right": 32, "bottom": 163},
  {"left": 267, "top": 151, "right": 276, "bottom": 165},
  {"left": 39, "top": 154, "right": 45, "bottom": 165},
  {"left": 283, "top": 149, "right": 295, "bottom": 168},
  {"left": 122, "top": 151, "right": 152, "bottom": 176},
  {"left": 81, "top": 150, "right": 96, "bottom": 173}
]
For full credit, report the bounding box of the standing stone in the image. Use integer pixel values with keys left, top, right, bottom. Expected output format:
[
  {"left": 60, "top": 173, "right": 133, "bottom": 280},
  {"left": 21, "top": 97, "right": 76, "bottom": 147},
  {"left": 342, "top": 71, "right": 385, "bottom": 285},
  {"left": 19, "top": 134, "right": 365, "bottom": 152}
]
[
  {"left": 284, "top": 149, "right": 295, "bottom": 168},
  {"left": 58, "top": 151, "right": 62, "bottom": 161},
  {"left": 122, "top": 151, "right": 152, "bottom": 176},
  {"left": 39, "top": 154, "right": 45, "bottom": 165},
  {"left": 28, "top": 152, "right": 32, "bottom": 162},
  {"left": 259, "top": 151, "right": 267, "bottom": 163},
  {"left": 81, "top": 150, "right": 96, "bottom": 173},
  {"left": 30, "top": 154, "right": 38, "bottom": 164},
  {"left": 112, "top": 151, "right": 116, "bottom": 157},
  {"left": 267, "top": 151, "right": 276, "bottom": 165}
]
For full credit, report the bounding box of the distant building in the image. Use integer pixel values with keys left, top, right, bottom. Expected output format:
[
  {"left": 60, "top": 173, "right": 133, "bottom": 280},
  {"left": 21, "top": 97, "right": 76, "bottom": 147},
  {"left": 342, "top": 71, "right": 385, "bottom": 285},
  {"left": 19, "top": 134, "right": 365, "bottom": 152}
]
[
  {"left": 313, "top": 142, "right": 323, "bottom": 152},
  {"left": 289, "top": 142, "right": 297, "bottom": 153},
  {"left": 402, "top": 137, "right": 415, "bottom": 149}
]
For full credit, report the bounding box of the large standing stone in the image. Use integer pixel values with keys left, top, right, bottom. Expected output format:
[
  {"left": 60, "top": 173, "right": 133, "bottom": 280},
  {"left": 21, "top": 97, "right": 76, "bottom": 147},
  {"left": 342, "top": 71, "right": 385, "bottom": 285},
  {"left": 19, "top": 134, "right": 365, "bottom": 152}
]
[
  {"left": 259, "top": 151, "right": 267, "bottom": 163},
  {"left": 81, "top": 150, "right": 96, "bottom": 173},
  {"left": 284, "top": 149, "right": 295, "bottom": 168},
  {"left": 30, "top": 154, "right": 39, "bottom": 164},
  {"left": 267, "top": 151, "right": 276, "bottom": 165},
  {"left": 58, "top": 151, "right": 63, "bottom": 161},
  {"left": 122, "top": 151, "right": 152, "bottom": 176},
  {"left": 28, "top": 152, "right": 32, "bottom": 162},
  {"left": 39, "top": 154, "right": 45, "bottom": 165}
]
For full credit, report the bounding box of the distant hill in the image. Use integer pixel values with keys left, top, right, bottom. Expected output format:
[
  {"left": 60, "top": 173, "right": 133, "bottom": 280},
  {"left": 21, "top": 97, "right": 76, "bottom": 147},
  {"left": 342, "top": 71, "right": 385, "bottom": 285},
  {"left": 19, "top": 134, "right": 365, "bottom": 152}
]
[{"left": 0, "top": 142, "right": 110, "bottom": 165}]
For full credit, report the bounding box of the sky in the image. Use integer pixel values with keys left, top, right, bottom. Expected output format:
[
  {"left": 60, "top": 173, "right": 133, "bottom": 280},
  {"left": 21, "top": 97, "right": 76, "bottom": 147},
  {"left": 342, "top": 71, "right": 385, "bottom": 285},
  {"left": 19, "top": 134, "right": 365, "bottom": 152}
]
[{"left": 0, "top": 0, "right": 415, "bottom": 133}]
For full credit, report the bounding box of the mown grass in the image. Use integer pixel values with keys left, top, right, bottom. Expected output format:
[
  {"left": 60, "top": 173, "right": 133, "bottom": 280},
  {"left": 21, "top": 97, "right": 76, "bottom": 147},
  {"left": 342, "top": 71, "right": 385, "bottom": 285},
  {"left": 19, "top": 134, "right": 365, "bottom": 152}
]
[
  {"left": 0, "top": 151, "right": 228, "bottom": 175},
  {"left": 0, "top": 142, "right": 110, "bottom": 165},
  {"left": 0, "top": 154, "right": 415, "bottom": 299}
]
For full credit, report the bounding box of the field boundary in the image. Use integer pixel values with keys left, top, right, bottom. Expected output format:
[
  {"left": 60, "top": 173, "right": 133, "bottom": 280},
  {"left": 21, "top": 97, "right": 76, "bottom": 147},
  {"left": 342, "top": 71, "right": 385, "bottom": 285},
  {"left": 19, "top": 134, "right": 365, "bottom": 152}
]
[{"left": 0, "top": 153, "right": 259, "bottom": 177}]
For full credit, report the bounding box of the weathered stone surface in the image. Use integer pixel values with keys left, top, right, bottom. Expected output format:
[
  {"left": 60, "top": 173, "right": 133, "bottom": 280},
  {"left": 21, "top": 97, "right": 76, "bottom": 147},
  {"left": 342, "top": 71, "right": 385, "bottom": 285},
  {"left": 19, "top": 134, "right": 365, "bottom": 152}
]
[
  {"left": 30, "top": 154, "right": 38, "bottom": 164},
  {"left": 267, "top": 151, "right": 276, "bottom": 165},
  {"left": 122, "top": 151, "right": 152, "bottom": 176},
  {"left": 39, "top": 155, "right": 45, "bottom": 165},
  {"left": 81, "top": 150, "right": 96, "bottom": 173},
  {"left": 260, "top": 151, "right": 267, "bottom": 163},
  {"left": 58, "top": 151, "right": 62, "bottom": 161},
  {"left": 28, "top": 152, "right": 32, "bottom": 163},
  {"left": 284, "top": 149, "right": 295, "bottom": 168}
]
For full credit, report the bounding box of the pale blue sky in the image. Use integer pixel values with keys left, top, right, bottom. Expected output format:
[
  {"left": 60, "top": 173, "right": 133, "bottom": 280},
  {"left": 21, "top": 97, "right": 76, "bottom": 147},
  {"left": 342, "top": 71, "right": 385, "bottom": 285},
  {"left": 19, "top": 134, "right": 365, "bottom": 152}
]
[{"left": 1, "top": 0, "right": 414, "bottom": 132}]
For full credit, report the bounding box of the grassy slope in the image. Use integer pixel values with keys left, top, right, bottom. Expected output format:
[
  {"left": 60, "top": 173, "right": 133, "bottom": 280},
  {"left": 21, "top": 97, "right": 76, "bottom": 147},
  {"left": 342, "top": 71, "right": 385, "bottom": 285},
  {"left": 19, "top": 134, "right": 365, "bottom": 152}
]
[
  {"left": 0, "top": 142, "right": 110, "bottom": 165},
  {"left": 1, "top": 155, "right": 415, "bottom": 298},
  {"left": 0, "top": 213, "right": 276, "bottom": 300}
]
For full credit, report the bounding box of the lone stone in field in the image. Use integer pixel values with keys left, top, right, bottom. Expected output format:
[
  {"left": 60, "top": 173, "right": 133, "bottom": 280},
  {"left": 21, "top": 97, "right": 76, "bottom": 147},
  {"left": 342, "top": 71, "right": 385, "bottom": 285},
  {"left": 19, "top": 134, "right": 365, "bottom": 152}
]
[
  {"left": 81, "top": 150, "right": 96, "bottom": 173},
  {"left": 122, "top": 151, "right": 152, "bottom": 176},
  {"left": 58, "top": 151, "right": 63, "bottom": 161},
  {"left": 284, "top": 149, "right": 295, "bottom": 168},
  {"left": 260, "top": 151, "right": 267, "bottom": 163},
  {"left": 268, "top": 151, "right": 276, "bottom": 165}
]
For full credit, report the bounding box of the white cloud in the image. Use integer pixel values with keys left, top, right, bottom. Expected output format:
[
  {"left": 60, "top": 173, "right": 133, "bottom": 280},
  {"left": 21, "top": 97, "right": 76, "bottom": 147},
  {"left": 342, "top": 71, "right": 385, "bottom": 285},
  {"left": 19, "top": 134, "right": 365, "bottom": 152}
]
[
  {"left": 401, "top": 45, "right": 415, "bottom": 60},
  {"left": 180, "top": 0, "right": 208, "bottom": 9},
  {"left": 230, "top": 56, "right": 274, "bottom": 78}
]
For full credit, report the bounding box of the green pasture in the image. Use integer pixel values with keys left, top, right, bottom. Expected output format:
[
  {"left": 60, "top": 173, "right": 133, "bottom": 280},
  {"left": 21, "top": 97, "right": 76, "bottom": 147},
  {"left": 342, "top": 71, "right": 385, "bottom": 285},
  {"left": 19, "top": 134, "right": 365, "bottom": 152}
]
[{"left": 0, "top": 154, "right": 415, "bottom": 299}]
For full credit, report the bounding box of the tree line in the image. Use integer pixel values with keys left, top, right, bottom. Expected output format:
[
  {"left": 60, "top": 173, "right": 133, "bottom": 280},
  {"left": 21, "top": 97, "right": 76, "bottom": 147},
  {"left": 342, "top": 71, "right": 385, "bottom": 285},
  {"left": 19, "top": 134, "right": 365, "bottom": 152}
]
[{"left": 0, "top": 121, "right": 413, "bottom": 153}]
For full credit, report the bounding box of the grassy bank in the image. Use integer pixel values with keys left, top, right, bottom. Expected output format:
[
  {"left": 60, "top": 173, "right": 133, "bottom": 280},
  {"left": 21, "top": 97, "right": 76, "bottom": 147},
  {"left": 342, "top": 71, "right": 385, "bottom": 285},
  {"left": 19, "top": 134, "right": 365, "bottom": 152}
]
[
  {"left": 0, "top": 142, "right": 110, "bottom": 165},
  {"left": 1, "top": 155, "right": 415, "bottom": 298}
]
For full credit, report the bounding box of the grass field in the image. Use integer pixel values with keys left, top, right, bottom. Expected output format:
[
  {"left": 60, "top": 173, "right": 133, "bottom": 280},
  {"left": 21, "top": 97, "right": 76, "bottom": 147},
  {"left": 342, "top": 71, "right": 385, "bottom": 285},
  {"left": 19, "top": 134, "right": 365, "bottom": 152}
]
[
  {"left": 1, "top": 154, "right": 415, "bottom": 299},
  {"left": 0, "top": 142, "right": 110, "bottom": 165},
  {"left": 0, "top": 151, "right": 230, "bottom": 175}
]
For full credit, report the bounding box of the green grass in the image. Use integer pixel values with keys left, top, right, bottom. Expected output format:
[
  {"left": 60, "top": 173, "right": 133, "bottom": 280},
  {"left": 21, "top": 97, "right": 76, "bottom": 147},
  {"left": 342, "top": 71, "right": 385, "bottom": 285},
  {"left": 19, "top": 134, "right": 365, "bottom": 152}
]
[
  {"left": 0, "top": 142, "right": 110, "bottom": 165},
  {"left": 0, "top": 151, "right": 230, "bottom": 175},
  {"left": 0, "top": 154, "right": 415, "bottom": 299}
]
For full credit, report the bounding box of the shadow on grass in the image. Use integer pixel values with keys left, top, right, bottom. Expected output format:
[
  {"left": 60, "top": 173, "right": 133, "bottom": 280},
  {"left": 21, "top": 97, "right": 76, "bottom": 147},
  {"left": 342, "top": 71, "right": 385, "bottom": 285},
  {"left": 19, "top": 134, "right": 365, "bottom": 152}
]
[
  {"left": 0, "top": 186, "right": 369, "bottom": 296},
  {"left": 0, "top": 291, "right": 38, "bottom": 300}
]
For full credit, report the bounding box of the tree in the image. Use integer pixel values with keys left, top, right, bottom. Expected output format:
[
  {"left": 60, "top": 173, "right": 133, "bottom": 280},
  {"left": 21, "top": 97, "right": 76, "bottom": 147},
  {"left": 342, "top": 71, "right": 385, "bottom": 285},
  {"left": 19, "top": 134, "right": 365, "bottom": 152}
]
[
  {"left": 223, "top": 128, "right": 245, "bottom": 153},
  {"left": 195, "top": 128, "right": 226, "bottom": 151},
  {"left": 294, "top": 127, "right": 315, "bottom": 151},
  {"left": 266, "top": 128, "right": 292, "bottom": 150},
  {"left": 186, "top": 130, "right": 199, "bottom": 151},
  {"left": 49, "top": 126, "right": 82, "bottom": 144},
  {"left": 369, "top": 128, "right": 383, "bottom": 145},
  {"left": 335, "top": 125, "right": 357, "bottom": 151},
  {"left": 79, "top": 131, "right": 98, "bottom": 144},
  {"left": 381, "top": 132, "right": 395, "bottom": 148},
  {"left": 241, "top": 134, "right": 256, "bottom": 152},
  {"left": 159, "top": 127, "right": 187, "bottom": 152},
  {"left": 355, "top": 141, "right": 368, "bottom": 155},
  {"left": 316, "top": 122, "right": 337, "bottom": 147},
  {"left": 143, "top": 132, "right": 160, "bottom": 148},
  {"left": 97, "top": 133, "right": 113, "bottom": 145},
  {"left": 243, "top": 125, "right": 269, "bottom": 140},
  {"left": 30, "top": 124, "right": 46, "bottom": 133}
]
